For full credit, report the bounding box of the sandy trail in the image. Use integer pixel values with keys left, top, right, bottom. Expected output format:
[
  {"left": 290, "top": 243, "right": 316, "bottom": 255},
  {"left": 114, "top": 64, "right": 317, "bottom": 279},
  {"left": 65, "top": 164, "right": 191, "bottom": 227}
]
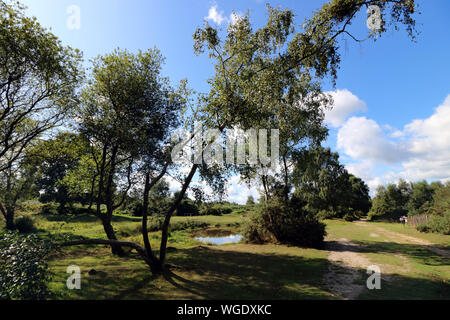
[
  {"left": 323, "top": 221, "right": 449, "bottom": 299},
  {"left": 323, "top": 238, "right": 372, "bottom": 299},
  {"left": 354, "top": 221, "right": 450, "bottom": 259}
]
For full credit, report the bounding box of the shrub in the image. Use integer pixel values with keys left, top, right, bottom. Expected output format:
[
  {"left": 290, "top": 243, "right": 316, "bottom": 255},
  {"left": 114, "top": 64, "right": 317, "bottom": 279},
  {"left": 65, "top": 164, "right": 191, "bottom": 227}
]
[
  {"left": 14, "top": 215, "right": 35, "bottom": 233},
  {"left": 242, "top": 198, "right": 326, "bottom": 248},
  {"left": 429, "top": 218, "right": 450, "bottom": 236},
  {"left": 0, "top": 233, "right": 54, "bottom": 300},
  {"left": 128, "top": 202, "right": 144, "bottom": 217},
  {"left": 416, "top": 224, "right": 430, "bottom": 233},
  {"left": 176, "top": 199, "right": 199, "bottom": 216},
  {"left": 140, "top": 218, "right": 209, "bottom": 233},
  {"left": 170, "top": 220, "right": 209, "bottom": 231},
  {"left": 343, "top": 209, "right": 364, "bottom": 222},
  {"left": 199, "top": 204, "right": 233, "bottom": 216},
  {"left": 417, "top": 212, "right": 450, "bottom": 235},
  {"left": 17, "top": 200, "right": 43, "bottom": 213},
  {"left": 39, "top": 203, "right": 58, "bottom": 216}
]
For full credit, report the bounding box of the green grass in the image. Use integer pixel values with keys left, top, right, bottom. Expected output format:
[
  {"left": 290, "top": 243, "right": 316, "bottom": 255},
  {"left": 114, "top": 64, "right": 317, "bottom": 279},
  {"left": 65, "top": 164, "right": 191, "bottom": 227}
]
[{"left": 1, "top": 209, "right": 449, "bottom": 300}]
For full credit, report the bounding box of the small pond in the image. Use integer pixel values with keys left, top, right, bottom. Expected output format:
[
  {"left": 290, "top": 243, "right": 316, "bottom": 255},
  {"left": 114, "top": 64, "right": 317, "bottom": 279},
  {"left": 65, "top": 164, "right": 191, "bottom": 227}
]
[{"left": 195, "top": 234, "right": 243, "bottom": 245}]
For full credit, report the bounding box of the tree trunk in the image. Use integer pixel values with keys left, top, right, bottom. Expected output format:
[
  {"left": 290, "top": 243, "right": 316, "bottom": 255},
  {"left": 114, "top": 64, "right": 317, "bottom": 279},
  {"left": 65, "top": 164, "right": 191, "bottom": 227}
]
[
  {"left": 5, "top": 209, "right": 15, "bottom": 230},
  {"left": 102, "top": 218, "right": 125, "bottom": 256},
  {"left": 159, "top": 164, "right": 198, "bottom": 267}
]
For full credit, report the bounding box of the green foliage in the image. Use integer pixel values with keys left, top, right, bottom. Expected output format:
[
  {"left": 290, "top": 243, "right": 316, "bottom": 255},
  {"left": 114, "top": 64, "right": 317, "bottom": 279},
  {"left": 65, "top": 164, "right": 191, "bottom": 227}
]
[
  {"left": 0, "top": 0, "right": 83, "bottom": 171},
  {"left": 416, "top": 212, "right": 450, "bottom": 235},
  {"left": 26, "top": 132, "right": 92, "bottom": 213},
  {"left": 0, "top": 232, "right": 54, "bottom": 300},
  {"left": 176, "top": 198, "right": 199, "bottom": 216},
  {"left": 246, "top": 196, "right": 255, "bottom": 205},
  {"left": 368, "top": 180, "right": 410, "bottom": 221},
  {"left": 142, "top": 217, "right": 209, "bottom": 232},
  {"left": 415, "top": 183, "right": 450, "bottom": 235},
  {"left": 405, "top": 180, "right": 435, "bottom": 215},
  {"left": 14, "top": 215, "right": 35, "bottom": 233},
  {"left": 368, "top": 180, "right": 444, "bottom": 222},
  {"left": 242, "top": 197, "right": 326, "bottom": 248},
  {"left": 293, "top": 147, "right": 371, "bottom": 219},
  {"left": 429, "top": 182, "right": 450, "bottom": 216}
]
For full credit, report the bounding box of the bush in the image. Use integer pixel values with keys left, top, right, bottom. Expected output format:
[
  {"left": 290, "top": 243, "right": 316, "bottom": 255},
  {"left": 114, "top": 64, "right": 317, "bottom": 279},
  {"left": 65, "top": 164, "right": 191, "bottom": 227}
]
[
  {"left": 242, "top": 198, "right": 326, "bottom": 248},
  {"left": 140, "top": 218, "right": 210, "bottom": 233},
  {"left": 417, "top": 212, "right": 450, "bottom": 235},
  {"left": 416, "top": 224, "right": 430, "bottom": 233},
  {"left": 199, "top": 204, "right": 233, "bottom": 216},
  {"left": 0, "top": 233, "right": 54, "bottom": 300},
  {"left": 17, "top": 199, "right": 43, "bottom": 213},
  {"left": 343, "top": 209, "right": 364, "bottom": 222},
  {"left": 176, "top": 199, "right": 199, "bottom": 216},
  {"left": 39, "top": 203, "right": 58, "bottom": 216},
  {"left": 14, "top": 216, "right": 35, "bottom": 233}
]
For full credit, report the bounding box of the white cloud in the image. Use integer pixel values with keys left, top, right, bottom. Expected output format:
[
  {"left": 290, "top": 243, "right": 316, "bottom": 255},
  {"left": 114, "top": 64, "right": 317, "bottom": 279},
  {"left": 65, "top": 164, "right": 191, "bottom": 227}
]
[
  {"left": 337, "top": 116, "right": 411, "bottom": 164},
  {"left": 226, "top": 175, "right": 260, "bottom": 204},
  {"left": 205, "top": 5, "right": 243, "bottom": 25},
  {"left": 324, "top": 89, "right": 367, "bottom": 127},
  {"left": 337, "top": 94, "right": 450, "bottom": 193},
  {"left": 205, "top": 5, "right": 227, "bottom": 25}
]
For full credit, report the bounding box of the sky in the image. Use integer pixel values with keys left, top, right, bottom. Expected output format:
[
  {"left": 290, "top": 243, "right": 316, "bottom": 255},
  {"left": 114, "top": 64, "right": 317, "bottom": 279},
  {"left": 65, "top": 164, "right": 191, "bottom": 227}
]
[{"left": 16, "top": 0, "right": 450, "bottom": 203}]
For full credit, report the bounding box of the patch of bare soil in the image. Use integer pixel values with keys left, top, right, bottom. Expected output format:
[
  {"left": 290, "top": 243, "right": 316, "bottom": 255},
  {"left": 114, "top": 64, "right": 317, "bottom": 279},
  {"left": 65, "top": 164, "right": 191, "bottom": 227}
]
[{"left": 323, "top": 238, "right": 372, "bottom": 300}]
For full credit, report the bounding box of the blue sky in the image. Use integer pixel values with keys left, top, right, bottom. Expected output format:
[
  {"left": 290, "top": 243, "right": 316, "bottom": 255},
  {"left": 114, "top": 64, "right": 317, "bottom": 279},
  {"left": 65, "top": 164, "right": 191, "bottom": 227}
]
[{"left": 18, "top": 0, "right": 450, "bottom": 202}]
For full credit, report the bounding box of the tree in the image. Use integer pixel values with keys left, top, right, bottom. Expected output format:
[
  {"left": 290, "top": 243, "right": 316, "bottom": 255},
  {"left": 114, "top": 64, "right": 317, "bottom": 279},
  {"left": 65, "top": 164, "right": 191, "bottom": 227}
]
[
  {"left": 64, "top": 0, "right": 418, "bottom": 273},
  {"left": 26, "top": 132, "right": 90, "bottom": 213},
  {"left": 368, "top": 181, "right": 410, "bottom": 220},
  {"left": 0, "top": 1, "right": 83, "bottom": 172},
  {"left": 153, "top": 0, "right": 417, "bottom": 269},
  {"left": 406, "top": 180, "right": 434, "bottom": 215},
  {"left": 0, "top": 1, "right": 82, "bottom": 229},
  {"left": 0, "top": 145, "right": 38, "bottom": 229},
  {"left": 246, "top": 195, "right": 255, "bottom": 206},
  {"left": 292, "top": 146, "right": 370, "bottom": 220},
  {"left": 77, "top": 48, "right": 182, "bottom": 258}
]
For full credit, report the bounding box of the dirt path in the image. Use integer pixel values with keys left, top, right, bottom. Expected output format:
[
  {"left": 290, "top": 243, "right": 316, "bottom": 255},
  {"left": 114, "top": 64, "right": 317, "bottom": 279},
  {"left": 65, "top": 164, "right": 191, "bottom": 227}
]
[
  {"left": 323, "top": 221, "right": 449, "bottom": 299},
  {"left": 323, "top": 238, "right": 372, "bottom": 299},
  {"left": 354, "top": 221, "right": 450, "bottom": 259}
]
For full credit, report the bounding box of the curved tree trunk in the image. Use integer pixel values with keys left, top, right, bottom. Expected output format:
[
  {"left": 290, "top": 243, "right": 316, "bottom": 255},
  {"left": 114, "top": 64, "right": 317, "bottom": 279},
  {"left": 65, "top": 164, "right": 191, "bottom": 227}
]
[
  {"left": 159, "top": 164, "right": 198, "bottom": 267},
  {"left": 102, "top": 218, "right": 125, "bottom": 256}
]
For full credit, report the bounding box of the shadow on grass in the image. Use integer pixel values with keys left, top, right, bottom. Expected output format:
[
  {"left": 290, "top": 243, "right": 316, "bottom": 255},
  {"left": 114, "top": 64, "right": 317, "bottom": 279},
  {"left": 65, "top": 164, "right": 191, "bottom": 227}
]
[
  {"left": 346, "top": 240, "right": 449, "bottom": 266},
  {"left": 114, "top": 246, "right": 332, "bottom": 300},
  {"left": 50, "top": 241, "right": 450, "bottom": 300}
]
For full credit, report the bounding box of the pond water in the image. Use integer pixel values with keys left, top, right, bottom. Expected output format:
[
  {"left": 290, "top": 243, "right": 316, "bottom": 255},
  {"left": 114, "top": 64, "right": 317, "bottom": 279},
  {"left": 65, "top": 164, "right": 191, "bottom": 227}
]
[{"left": 195, "top": 234, "right": 243, "bottom": 245}]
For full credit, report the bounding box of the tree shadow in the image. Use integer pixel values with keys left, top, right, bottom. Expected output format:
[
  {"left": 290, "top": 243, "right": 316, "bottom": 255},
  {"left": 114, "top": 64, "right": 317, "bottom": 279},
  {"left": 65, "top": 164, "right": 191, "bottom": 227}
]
[{"left": 350, "top": 240, "right": 448, "bottom": 266}]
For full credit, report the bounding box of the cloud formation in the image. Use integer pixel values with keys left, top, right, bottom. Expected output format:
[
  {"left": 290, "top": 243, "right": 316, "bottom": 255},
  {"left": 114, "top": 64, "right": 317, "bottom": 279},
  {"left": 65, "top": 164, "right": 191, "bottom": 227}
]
[
  {"left": 337, "top": 116, "right": 411, "bottom": 164},
  {"left": 325, "top": 89, "right": 367, "bottom": 127},
  {"left": 205, "top": 5, "right": 243, "bottom": 25},
  {"left": 336, "top": 93, "right": 450, "bottom": 191},
  {"left": 205, "top": 5, "right": 227, "bottom": 25}
]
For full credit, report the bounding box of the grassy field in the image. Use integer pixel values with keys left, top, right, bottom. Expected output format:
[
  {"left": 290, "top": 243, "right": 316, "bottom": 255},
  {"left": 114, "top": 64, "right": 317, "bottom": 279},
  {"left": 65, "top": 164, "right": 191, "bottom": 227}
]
[{"left": 1, "top": 209, "right": 449, "bottom": 300}]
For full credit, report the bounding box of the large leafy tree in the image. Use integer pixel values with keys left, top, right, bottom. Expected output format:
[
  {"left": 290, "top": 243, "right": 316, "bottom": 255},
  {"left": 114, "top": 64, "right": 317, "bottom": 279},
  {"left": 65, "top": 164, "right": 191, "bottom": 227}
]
[
  {"left": 0, "top": 1, "right": 82, "bottom": 229},
  {"left": 0, "top": 1, "right": 83, "bottom": 172},
  {"left": 77, "top": 48, "right": 181, "bottom": 256},
  {"left": 292, "top": 146, "right": 371, "bottom": 220},
  {"left": 26, "top": 132, "right": 91, "bottom": 213}
]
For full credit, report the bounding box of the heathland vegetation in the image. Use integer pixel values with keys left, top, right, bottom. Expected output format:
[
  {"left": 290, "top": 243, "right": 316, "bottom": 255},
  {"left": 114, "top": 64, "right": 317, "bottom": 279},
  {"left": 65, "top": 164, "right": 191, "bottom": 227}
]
[{"left": 1, "top": 0, "right": 448, "bottom": 300}]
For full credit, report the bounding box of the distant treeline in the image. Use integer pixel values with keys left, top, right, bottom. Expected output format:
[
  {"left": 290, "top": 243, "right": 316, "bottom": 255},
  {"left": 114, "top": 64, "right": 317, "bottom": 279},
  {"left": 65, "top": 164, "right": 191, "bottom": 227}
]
[{"left": 369, "top": 180, "right": 450, "bottom": 234}]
